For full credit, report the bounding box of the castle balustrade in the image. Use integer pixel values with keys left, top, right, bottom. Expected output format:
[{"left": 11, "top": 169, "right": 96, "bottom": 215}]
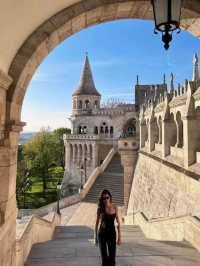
[
  {"left": 170, "top": 146, "right": 184, "bottom": 160},
  {"left": 154, "top": 143, "right": 162, "bottom": 153},
  {"left": 196, "top": 152, "right": 200, "bottom": 163},
  {"left": 16, "top": 212, "right": 61, "bottom": 266},
  {"left": 125, "top": 211, "right": 200, "bottom": 253},
  {"left": 64, "top": 133, "right": 118, "bottom": 141}
]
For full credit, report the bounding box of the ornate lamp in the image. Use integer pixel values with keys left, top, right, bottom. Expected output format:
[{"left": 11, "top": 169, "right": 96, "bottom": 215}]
[{"left": 151, "top": 0, "right": 182, "bottom": 50}]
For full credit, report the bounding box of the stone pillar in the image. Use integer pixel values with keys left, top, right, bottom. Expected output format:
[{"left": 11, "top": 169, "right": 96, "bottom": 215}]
[
  {"left": 93, "top": 143, "right": 99, "bottom": 168},
  {"left": 0, "top": 70, "right": 23, "bottom": 266},
  {"left": 148, "top": 120, "right": 154, "bottom": 152},
  {"left": 162, "top": 118, "right": 171, "bottom": 158},
  {"left": 158, "top": 119, "right": 162, "bottom": 144},
  {"left": 183, "top": 117, "right": 197, "bottom": 168},
  {"left": 118, "top": 138, "right": 139, "bottom": 214},
  {"left": 72, "top": 144, "right": 76, "bottom": 162},
  {"left": 64, "top": 142, "right": 71, "bottom": 171},
  {"left": 0, "top": 121, "right": 25, "bottom": 266},
  {"left": 139, "top": 122, "right": 146, "bottom": 149}
]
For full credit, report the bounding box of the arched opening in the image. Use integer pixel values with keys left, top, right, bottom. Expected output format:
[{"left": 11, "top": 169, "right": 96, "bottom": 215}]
[
  {"left": 85, "top": 100, "right": 90, "bottom": 109},
  {"left": 110, "top": 126, "right": 114, "bottom": 136},
  {"left": 1, "top": 0, "right": 200, "bottom": 264},
  {"left": 123, "top": 118, "right": 136, "bottom": 137},
  {"left": 94, "top": 100, "right": 99, "bottom": 109},
  {"left": 74, "top": 144, "right": 78, "bottom": 162},
  {"left": 78, "top": 100, "right": 83, "bottom": 109},
  {"left": 94, "top": 126, "right": 98, "bottom": 135},
  {"left": 70, "top": 144, "right": 73, "bottom": 163}
]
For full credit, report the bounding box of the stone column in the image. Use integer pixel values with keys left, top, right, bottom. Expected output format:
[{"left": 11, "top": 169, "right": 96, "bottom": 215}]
[
  {"left": 158, "top": 119, "right": 162, "bottom": 144},
  {"left": 64, "top": 142, "right": 71, "bottom": 171},
  {"left": 93, "top": 143, "right": 99, "bottom": 168},
  {"left": 118, "top": 138, "right": 139, "bottom": 214},
  {"left": 183, "top": 117, "right": 197, "bottom": 168},
  {"left": 0, "top": 70, "right": 23, "bottom": 266},
  {"left": 139, "top": 121, "right": 146, "bottom": 149},
  {"left": 0, "top": 121, "right": 25, "bottom": 266},
  {"left": 162, "top": 118, "right": 171, "bottom": 158},
  {"left": 148, "top": 119, "right": 154, "bottom": 152},
  {"left": 72, "top": 144, "right": 76, "bottom": 162}
]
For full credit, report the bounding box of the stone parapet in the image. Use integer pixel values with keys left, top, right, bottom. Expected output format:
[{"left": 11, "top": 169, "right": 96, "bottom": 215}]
[
  {"left": 118, "top": 137, "right": 139, "bottom": 214},
  {"left": 125, "top": 211, "right": 200, "bottom": 253},
  {"left": 16, "top": 212, "right": 61, "bottom": 266}
]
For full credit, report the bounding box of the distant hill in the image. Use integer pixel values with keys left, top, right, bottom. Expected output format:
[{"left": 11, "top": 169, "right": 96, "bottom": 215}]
[{"left": 19, "top": 132, "right": 37, "bottom": 145}]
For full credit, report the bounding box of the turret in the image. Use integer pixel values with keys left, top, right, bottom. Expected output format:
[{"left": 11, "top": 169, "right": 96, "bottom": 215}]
[
  {"left": 72, "top": 54, "right": 101, "bottom": 115},
  {"left": 170, "top": 73, "right": 174, "bottom": 98},
  {"left": 193, "top": 53, "right": 199, "bottom": 81}
]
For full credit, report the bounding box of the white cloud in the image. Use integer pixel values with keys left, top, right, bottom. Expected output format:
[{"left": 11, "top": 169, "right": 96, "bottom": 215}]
[{"left": 22, "top": 110, "right": 71, "bottom": 132}]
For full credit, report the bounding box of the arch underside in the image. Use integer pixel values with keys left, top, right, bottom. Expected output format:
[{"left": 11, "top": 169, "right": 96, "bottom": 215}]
[{"left": 6, "top": 0, "right": 200, "bottom": 122}]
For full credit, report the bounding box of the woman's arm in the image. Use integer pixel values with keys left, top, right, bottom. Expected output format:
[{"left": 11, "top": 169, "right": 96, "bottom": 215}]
[
  {"left": 94, "top": 207, "right": 101, "bottom": 241},
  {"left": 115, "top": 205, "right": 122, "bottom": 245}
]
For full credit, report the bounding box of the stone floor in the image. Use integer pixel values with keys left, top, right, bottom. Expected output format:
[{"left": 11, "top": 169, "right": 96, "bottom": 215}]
[{"left": 26, "top": 203, "right": 200, "bottom": 266}]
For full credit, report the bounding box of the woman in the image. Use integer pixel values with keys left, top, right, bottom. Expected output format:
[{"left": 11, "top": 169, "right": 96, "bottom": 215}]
[{"left": 94, "top": 189, "right": 122, "bottom": 266}]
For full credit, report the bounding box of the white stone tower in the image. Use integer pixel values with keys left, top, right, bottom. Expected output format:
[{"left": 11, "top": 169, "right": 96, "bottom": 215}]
[{"left": 72, "top": 54, "right": 101, "bottom": 118}]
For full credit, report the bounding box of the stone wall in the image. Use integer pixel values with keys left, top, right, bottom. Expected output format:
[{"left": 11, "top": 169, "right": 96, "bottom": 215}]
[{"left": 129, "top": 152, "right": 200, "bottom": 219}]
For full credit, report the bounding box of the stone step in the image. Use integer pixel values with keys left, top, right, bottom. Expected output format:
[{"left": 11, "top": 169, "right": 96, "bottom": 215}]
[{"left": 26, "top": 220, "right": 200, "bottom": 266}]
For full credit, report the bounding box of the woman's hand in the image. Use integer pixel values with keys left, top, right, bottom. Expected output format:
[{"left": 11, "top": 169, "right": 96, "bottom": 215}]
[{"left": 117, "top": 237, "right": 122, "bottom": 245}]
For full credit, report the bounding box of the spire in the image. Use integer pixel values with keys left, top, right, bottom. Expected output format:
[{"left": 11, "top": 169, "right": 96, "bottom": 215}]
[
  {"left": 163, "top": 73, "right": 166, "bottom": 85},
  {"left": 136, "top": 75, "right": 139, "bottom": 85},
  {"left": 193, "top": 53, "right": 199, "bottom": 81},
  {"left": 170, "top": 73, "right": 174, "bottom": 97},
  {"left": 72, "top": 54, "right": 101, "bottom": 96}
]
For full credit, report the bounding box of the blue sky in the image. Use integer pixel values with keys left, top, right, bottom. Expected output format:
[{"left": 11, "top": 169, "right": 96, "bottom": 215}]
[{"left": 22, "top": 19, "right": 200, "bottom": 132}]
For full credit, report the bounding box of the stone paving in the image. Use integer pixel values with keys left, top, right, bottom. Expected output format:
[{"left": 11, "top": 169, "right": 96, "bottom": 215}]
[{"left": 26, "top": 203, "right": 200, "bottom": 266}]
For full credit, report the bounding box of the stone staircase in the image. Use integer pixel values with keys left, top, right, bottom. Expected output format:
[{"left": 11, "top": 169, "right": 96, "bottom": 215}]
[
  {"left": 26, "top": 223, "right": 200, "bottom": 266},
  {"left": 83, "top": 153, "right": 124, "bottom": 206}
]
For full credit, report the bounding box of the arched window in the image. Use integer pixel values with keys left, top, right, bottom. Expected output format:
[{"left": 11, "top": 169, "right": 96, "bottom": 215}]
[
  {"left": 94, "top": 126, "right": 98, "bottom": 135},
  {"left": 85, "top": 100, "right": 90, "bottom": 109},
  {"left": 79, "top": 100, "right": 82, "bottom": 109},
  {"left": 83, "top": 126, "right": 87, "bottom": 134},
  {"left": 105, "top": 126, "right": 109, "bottom": 134},
  {"left": 110, "top": 126, "right": 114, "bottom": 135},
  {"left": 94, "top": 100, "right": 99, "bottom": 108}
]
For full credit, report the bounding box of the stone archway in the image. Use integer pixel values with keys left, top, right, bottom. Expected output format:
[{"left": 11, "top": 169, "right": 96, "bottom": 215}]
[
  {"left": 1, "top": 1, "right": 200, "bottom": 265},
  {"left": 5, "top": 0, "right": 200, "bottom": 124}
]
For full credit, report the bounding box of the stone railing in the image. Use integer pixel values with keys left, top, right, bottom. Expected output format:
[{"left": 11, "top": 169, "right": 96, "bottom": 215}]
[
  {"left": 16, "top": 212, "right": 61, "bottom": 266},
  {"left": 80, "top": 147, "right": 117, "bottom": 199},
  {"left": 63, "top": 133, "right": 118, "bottom": 141},
  {"left": 125, "top": 211, "right": 200, "bottom": 252}
]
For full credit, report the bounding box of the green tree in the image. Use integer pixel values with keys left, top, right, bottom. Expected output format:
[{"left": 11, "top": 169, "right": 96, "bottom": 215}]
[
  {"left": 52, "top": 127, "right": 71, "bottom": 169},
  {"left": 23, "top": 128, "right": 57, "bottom": 195}
]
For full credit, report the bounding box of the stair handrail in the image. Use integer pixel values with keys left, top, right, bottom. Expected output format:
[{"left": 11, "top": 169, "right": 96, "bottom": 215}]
[
  {"left": 80, "top": 147, "right": 117, "bottom": 199},
  {"left": 16, "top": 212, "right": 61, "bottom": 266}
]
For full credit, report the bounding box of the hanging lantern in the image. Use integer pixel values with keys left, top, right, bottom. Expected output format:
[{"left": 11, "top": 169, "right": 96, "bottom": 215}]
[{"left": 151, "top": 0, "right": 182, "bottom": 50}]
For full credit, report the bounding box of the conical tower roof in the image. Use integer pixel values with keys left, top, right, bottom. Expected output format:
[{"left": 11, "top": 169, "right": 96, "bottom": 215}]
[{"left": 72, "top": 54, "right": 101, "bottom": 96}]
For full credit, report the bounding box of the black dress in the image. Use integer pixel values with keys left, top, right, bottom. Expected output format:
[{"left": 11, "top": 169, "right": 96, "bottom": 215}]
[{"left": 98, "top": 212, "right": 116, "bottom": 266}]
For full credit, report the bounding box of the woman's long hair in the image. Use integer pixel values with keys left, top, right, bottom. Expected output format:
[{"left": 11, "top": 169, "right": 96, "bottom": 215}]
[{"left": 98, "top": 189, "right": 112, "bottom": 215}]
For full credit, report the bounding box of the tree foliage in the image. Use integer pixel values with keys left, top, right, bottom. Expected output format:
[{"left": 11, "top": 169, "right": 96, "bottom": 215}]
[{"left": 17, "top": 127, "right": 71, "bottom": 204}]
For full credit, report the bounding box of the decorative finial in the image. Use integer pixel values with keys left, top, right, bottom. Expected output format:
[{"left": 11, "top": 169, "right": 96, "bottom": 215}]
[
  {"left": 193, "top": 52, "right": 199, "bottom": 81},
  {"left": 170, "top": 73, "right": 174, "bottom": 97},
  {"left": 136, "top": 75, "right": 139, "bottom": 85},
  {"left": 163, "top": 73, "right": 166, "bottom": 84},
  {"left": 193, "top": 53, "right": 198, "bottom": 64}
]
